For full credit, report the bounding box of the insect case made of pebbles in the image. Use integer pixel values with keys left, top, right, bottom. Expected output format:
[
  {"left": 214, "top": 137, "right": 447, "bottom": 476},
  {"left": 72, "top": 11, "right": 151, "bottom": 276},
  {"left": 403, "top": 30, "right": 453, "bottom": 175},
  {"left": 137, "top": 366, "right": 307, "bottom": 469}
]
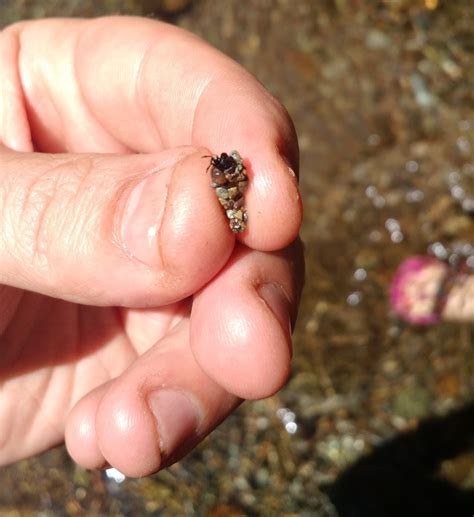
[{"left": 207, "top": 150, "right": 249, "bottom": 233}]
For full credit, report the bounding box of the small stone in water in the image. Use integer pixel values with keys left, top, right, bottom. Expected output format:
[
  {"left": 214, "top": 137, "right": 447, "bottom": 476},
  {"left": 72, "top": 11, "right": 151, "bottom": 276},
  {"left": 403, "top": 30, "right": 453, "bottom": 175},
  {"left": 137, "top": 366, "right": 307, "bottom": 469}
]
[
  {"left": 405, "top": 160, "right": 419, "bottom": 173},
  {"left": 405, "top": 189, "right": 424, "bottom": 203},
  {"left": 390, "top": 230, "right": 404, "bottom": 243},
  {"left": 354, "top": 268, "right": 367, "bottom": 281},
  {"left": 347, "top": 292, "right": 362, "bottom": 306},
  {"left": 461, "top": 198, "right": 474, "bottom": 213}
]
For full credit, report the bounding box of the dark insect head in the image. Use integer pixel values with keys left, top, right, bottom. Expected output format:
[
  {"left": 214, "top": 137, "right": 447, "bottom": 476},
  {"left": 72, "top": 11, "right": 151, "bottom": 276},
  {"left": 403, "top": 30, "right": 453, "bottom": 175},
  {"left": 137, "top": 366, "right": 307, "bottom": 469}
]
[{"left": 203, "top": 152, "right": 237, "bottom": 174}]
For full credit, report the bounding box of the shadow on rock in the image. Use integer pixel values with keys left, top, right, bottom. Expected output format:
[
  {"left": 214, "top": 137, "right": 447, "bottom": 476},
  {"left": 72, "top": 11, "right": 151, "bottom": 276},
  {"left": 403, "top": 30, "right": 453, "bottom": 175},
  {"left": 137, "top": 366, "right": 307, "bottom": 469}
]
[{"left": 328, "top": 403, "right": 474, "bottom": 517}]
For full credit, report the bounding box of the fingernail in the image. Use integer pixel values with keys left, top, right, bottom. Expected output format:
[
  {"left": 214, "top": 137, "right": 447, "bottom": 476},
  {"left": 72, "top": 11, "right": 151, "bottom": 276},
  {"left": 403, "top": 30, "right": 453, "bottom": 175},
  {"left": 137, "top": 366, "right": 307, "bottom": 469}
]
[
  {"left": 147, "top": 389, "right": 201, "bottom": 456},
  {"left": 258, "top": 282, "right": 292, "bottom": 335},
  {"left": 120, "top": 167, "right": 173, "bottom": 267}
]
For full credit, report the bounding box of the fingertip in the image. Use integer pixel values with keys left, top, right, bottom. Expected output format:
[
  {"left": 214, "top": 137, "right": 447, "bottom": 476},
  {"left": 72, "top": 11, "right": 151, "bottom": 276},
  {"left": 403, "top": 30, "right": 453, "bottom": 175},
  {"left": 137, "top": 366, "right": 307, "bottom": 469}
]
[
  {"left": 194, "top": 291, "right": 291, "bottom": 399},
  {"left": 159, "top": 148, "right": 235, "bottom": 286},
  {"left": 95, "top": 381, "right": 162, "bottom": 478},
  {"left": 240, "top": 154, "right": 302, "bottom": 251},
  {"left": 192, "top": 76, "right": 301, "bottom": 251},
  {"left": 191, "top": 249, "right": 294, "bottom": 400},
  {"left": 65, "top": 383, "right": 109, "bottom": 470},
  {"left": 92, "top": 321, "right": 240, "bottom": 476}
]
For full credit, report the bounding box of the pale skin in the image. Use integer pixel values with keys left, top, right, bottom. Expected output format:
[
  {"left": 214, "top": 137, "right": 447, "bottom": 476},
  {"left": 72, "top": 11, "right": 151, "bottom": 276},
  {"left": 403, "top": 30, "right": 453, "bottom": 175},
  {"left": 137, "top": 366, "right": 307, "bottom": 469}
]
[{"left": 0, "top": 17, "right": 303, "bottom": 476}]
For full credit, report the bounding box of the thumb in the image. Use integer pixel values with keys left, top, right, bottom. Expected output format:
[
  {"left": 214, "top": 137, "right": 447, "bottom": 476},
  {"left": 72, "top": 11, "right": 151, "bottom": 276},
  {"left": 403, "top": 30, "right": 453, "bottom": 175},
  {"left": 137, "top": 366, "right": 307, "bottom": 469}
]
[{"left": 0, "top": 146, "right": 234, "bottom": 306}]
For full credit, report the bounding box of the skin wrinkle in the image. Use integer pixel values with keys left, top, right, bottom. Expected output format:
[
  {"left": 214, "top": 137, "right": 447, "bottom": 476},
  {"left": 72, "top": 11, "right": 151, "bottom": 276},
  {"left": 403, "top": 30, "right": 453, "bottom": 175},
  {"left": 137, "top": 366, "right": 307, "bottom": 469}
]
[
  {"left": 28, "top": 162, "right": 69, "bottom": 273},
  {"left": 178, "top": 41, "right": 257, "bottom": 145},
  {"left": 121, "top": 300, "right": 191, "bottom": 354},
  {"left": 16, "top": 155, "right": 95, "bottom": 276},
  {"left": 60, "top": 157, "right": 119, "bottom": 267},
  {"left": 59, "top": 156, "right": 99, "bottom": 257},
  {"left": 113, "top": 305, "right": 137, "bottom": 358},
  {"left": 245, "top": 245, "right": 300, "bottom": 329},
  {"left": 191, "top": 78, "right": 246, "bottom": 147},
  {"left": 148, "top": 30, "right": 225, "bottom": 147},
  {"left": 27, "top": 194, "right": 52, "bottom": 274},
  {"left": 70, "top": 17, "right": 154, "bottom": 152},
  {"left": 55, "top": 366, "right": 76, "bottom": 431},
  {"left": 0, "top": 83, "right": 19, "bottom": 146},
  {"left": 74, "top": 23, "right": 135, "bottom": 155},
  {"left": 31, "top": 22, "right": 68, "bottom": 151},
  {"left": 135, "top": 39, "right": 165, "bottom": 149},
  {"left": 0, "top": 382, "right": 31, "bottom": 459},
  {"left": 31, "top": 363, "right": 59, "bottom": 431},
  {"left": 189, "top": 74, "right": 214, "bottom": 145},
  {"left": 17, "top": 25, "right": 65, "bottom": 153},
  {"left": 15, "top": 158, "right": 55, "bottom": 264},
  {"left": 0, "top": 162, "right": 34, "bottom": 268},
  {"left": 253, "top": 258, "right": 294, "bottom": 333},
  {"left": 20, "top": 377, "right": 63, "bottom": 455},
  {"left": 0, "top": 26, "right": 33, "bottom": 151},
  {"left": 14, "top": 19, "right": 127, "bottom": 154},
  {"left": 159, "top": 166, "right": 183, "bottom": 277},
  {"left": 155, "top": 170, "right": 169, "bottom": 273},
  {"left": 81, "top": 320, "right": 115, "bottom": 384}
]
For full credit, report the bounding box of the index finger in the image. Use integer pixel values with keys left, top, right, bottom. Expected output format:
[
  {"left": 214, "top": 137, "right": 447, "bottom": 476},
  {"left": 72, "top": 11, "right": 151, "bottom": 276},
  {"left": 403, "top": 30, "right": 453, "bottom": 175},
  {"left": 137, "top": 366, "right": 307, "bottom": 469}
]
[{"left": 5, "top": 16, "right": 301, "bottom": 250}]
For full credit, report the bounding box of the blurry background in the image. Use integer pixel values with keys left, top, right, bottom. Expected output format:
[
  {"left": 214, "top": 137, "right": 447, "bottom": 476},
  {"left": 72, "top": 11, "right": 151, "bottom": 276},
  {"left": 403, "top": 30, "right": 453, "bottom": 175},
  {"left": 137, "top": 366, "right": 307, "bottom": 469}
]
[{"left": 1, "top": 1, "right": 473, "bottom": 515}]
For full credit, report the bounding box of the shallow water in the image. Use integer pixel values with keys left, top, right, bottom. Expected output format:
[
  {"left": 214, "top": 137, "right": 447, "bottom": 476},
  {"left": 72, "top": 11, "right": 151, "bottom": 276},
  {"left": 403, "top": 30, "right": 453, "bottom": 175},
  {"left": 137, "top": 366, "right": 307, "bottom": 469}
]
[{"left": 1, "top": 1, "right": 473, "bottom": 515}]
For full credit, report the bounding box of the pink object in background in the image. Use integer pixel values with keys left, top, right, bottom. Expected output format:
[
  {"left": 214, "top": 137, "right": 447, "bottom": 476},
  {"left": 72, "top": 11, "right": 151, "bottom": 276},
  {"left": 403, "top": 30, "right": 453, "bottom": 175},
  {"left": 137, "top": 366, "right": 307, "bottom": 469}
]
[{"left": 390, "top": 256, "right": 474, "bottom": 325}]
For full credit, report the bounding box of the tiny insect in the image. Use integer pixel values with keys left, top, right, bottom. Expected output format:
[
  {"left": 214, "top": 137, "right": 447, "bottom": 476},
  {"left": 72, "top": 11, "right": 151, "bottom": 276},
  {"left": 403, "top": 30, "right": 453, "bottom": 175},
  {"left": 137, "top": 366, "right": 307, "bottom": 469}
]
[{"left": 205, "top": 150, "right": 249, "bottom": 233}]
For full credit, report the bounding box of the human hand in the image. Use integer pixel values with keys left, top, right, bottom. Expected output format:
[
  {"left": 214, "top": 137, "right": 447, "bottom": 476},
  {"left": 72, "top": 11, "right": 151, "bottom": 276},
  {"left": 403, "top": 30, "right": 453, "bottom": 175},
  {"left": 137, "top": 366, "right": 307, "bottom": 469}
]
[{"left": 0, "top": 16, "right": 303, "bottom": 476}]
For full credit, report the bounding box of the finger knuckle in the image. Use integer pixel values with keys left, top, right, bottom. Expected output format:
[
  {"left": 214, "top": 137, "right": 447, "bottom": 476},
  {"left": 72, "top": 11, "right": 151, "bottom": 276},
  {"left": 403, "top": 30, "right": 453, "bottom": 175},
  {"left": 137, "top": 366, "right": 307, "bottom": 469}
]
[{"left": 2, "top": 156, "right": 104, "bottom": 276}]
